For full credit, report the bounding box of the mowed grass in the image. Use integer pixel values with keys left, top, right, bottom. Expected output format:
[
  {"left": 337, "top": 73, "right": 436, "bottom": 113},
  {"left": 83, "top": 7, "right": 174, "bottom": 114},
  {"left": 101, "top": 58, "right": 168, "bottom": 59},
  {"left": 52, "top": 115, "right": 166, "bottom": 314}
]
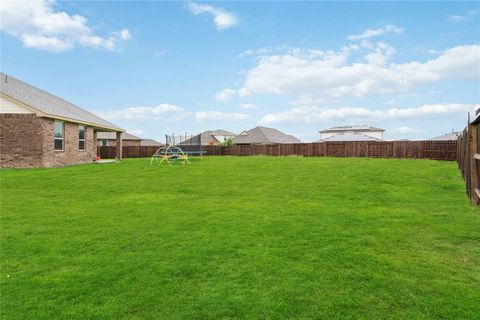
[{"left": 1, "top": 156, "right": 479, "bottom": 319}]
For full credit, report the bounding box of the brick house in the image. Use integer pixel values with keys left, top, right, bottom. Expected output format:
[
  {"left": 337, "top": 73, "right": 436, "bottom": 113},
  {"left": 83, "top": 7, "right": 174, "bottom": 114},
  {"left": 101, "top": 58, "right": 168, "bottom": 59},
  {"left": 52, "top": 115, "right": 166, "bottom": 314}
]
[
  {"left": 0, "top": 73, "right": 124, "bottom": 168},
  {"left": 97, "top": 132, "right": 141, "bottom": 147}
]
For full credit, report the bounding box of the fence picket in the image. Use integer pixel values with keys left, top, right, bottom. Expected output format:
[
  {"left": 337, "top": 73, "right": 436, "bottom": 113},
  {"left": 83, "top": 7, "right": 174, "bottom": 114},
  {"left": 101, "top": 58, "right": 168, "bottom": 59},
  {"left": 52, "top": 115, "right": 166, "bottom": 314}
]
[{"left": 98, "top": 140, "right": 457, "bottom": 161}]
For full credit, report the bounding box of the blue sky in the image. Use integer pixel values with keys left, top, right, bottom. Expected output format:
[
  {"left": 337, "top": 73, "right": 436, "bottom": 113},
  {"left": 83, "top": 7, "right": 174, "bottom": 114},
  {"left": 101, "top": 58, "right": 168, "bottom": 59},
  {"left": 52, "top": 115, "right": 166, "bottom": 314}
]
[{"left": 1, "top": 1, "right": 479, "bottom": 142}]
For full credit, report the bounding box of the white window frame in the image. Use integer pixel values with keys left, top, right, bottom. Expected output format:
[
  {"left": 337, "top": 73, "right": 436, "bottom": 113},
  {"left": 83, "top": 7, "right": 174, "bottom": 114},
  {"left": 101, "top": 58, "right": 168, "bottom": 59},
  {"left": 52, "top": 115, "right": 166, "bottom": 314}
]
[
  {"left": 79, "top": 125, "right": 86, "bottom": 151},
  {"left": 54, "top": 120, "right": 64, "bottom": 151}
]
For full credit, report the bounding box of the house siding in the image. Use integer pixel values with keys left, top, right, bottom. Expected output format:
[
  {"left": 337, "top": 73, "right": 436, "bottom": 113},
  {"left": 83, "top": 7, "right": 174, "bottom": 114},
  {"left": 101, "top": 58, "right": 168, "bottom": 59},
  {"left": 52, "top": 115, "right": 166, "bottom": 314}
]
[{"left": 0, "top": 95, "right": 35, "bottom": 114}]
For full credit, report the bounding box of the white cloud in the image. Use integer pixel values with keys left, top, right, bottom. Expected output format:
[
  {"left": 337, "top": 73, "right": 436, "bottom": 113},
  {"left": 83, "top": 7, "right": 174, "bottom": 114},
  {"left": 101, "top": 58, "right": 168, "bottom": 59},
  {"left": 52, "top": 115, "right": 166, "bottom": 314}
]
[
  {"left": 21, "top": 34, "right": 73, "bottom": 52},
  {"left": 215, "top": 88, "right": 236, "bottom": 102},
  {"left": 347, "top": 25, "right": 403, "bottom": 41},
  {"left": 448, "top": 10, "right": 478, "bottom": 22},
  {"left": 238, "top": 47, "right": 273, "bottom": 59},
  {"left": 240, "top": 103, "right": 256, "bottom": 110},
  {"left": 195, "top": 110, "right": 250, "bottom": 123},
  {"left": 0, "top": 0, "right": 131, "bottom": 52},
  {"left": 238, "top": 46, "right": 288, "bottom": 58},
  {"left": 119, "top": 29, "right": 131, "bottom": 40},
  {"left": 386, "top": 100, "right": 396, "bottom": 105},
  {"left": 260, "top": 104, "right": 476, "bottom": 125},
  {"left": 363, "top": 42, "right": 396, "bottom": 66},
  {"left": 391, "top": 126, "right": 422, "bottom": 134},
  {"left": 237, "top": 44, "right": 480, "bottom": 100},
  {"left": 97, "top": 104, "right": 190, "bottom": 122},
  {"left": 127, "top": 129, "right": 144, "bottom": 136},
  {"left": 186, "top": 2, "right": 237, "bottom": 30},
  {"left": 239, "top": 48, "right": 271, "bottom": 58},
  {"left": 154, "top": 49, "right": 167, "bottom": 57},
  {"left": 364, "top": 42, "right": 396, "bottom": 66}
]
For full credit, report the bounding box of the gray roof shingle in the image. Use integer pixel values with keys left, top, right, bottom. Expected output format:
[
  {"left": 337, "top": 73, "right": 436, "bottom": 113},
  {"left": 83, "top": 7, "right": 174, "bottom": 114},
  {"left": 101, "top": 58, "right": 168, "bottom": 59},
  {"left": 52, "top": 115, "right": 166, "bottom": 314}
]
[
  {"left": 208, "top": 129, "right": 236, "bottom": 136},
  {"left": 233, "top": 126, "right": 301, "bottom": 144},
  {"left": 141, "top": 139, "right": 163, "bottom": 146},
  {"left": 0, "top": 73, "right": 122, "bottom": 131},
  {"left": 429, "top": 132, "right": 461, "bottom": 141}
]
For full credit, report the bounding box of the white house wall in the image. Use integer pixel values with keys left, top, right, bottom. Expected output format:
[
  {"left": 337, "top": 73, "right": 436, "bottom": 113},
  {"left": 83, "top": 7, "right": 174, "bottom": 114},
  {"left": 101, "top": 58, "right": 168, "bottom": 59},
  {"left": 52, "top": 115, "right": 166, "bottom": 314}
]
[
  {"left": 320, "top": 132, "right": 339, "bottom": 139},
  {"left": 320, "top": 130, "right": 383, "bottom": 140},
  {"left": 212, "top": 134, "right": 236, "bottom": 142},
  {"left": 367, "top": 131, "right": 383, "bottom": 139},
  {"left": 0, "top": 95, "right": 34, "bottom": 114}
]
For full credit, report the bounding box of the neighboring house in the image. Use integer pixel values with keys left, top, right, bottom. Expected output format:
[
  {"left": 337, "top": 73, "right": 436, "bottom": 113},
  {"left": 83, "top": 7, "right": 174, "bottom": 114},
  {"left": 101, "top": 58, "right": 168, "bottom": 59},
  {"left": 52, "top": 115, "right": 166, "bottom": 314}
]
[
  {"left": 182, "top": 129, "right": 237, "bottom": 146},
  {"left": 97, "top": 132, "right": 142, "bottom": 147},
  {"left": 0, "top": 73, "right": 123, "bottom": 168},
  {"left": 319, "top": 125, "right": 385, "bottom": 141},
  {"left": 319, "top": 133, "right": 382, "bottom": 142},
  {"left": 233, "top": 126, "right": 301, "bottom": 145},
  {"left": 429, "top": 131, "right": 461, "bottom": 141},
  {"left": 141, "top": 139, "right": 163, "bottom": 147}
]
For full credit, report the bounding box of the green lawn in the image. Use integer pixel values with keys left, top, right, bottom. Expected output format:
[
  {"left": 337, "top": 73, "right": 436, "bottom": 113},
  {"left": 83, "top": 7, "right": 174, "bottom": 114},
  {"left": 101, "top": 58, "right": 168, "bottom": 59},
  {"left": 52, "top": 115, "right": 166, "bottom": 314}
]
[{"left": 1, "top": 157, "right": 479, "bottom": 319}]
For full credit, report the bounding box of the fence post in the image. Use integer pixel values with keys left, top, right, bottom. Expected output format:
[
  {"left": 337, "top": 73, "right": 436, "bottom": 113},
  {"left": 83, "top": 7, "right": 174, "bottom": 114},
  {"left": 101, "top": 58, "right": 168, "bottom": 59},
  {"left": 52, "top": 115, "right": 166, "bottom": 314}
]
[{"left": 469, "top": 121, "right": 479, "bottom": 205}]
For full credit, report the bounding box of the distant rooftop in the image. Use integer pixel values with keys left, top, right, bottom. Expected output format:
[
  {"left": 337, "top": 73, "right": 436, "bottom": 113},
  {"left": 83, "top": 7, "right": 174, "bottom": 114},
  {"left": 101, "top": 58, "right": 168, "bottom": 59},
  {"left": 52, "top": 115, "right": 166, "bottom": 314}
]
[
  {"left": 141, "top": 139, "right": 163, "bottom": 146},
  {"left": 97, "top": 132, "right": 142, "bottom": 140},
  {"left": 319, "top": 133, "right": 382, "bottom": 142},
  {"left": 208, "top": 129, "right": 237, "bottom": 136},
  {"left": 320, "top": 125, "right": 385, "bottom": 133},
  {"left": 233, "top": 126, "right": 301, "bottom": 144},
  {"left": 181, "top": 129, "right": 237, "bottom": 145},
  {"left": 429, "top": 131, "right": 461, "bottom": 141}
]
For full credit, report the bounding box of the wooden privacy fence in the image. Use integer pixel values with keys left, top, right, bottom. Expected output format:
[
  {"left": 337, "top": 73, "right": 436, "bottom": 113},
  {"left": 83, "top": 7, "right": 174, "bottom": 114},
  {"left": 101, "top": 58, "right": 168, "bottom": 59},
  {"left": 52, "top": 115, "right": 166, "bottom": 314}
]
[
  {"left": 98, "top": 140, "right": 457, "bottom": 161},
  {"left": 97, "top": 146, "right": 159, "bottom": 159},
  {"left": 456, "top": 113, "right": 480, "bottom": 205}
]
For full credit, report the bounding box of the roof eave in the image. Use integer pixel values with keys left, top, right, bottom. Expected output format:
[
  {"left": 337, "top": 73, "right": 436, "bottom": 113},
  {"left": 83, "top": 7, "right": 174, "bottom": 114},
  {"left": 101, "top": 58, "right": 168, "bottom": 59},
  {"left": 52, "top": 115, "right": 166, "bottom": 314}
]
[
  {"left": 1, "top": 92, "right": 125, "bottom": 132},
  {"left": 1, "top": 93, "right": 123, "bottom": 132},
  {"left": 319, "top": 128, "right": 385, "bottom": 133},
  {"left": 471, "top": 111, "right": 480, "bottom": 125},
  {"left": 43, "top": 113, "right": 123, "bottom": 132}
]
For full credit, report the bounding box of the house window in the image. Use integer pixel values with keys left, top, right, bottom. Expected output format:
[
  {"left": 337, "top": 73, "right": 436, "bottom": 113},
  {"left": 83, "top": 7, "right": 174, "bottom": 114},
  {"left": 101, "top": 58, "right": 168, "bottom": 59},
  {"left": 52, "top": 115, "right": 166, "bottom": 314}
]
[
  {"left": 101, "top": 140, "right": 108, "bottom": 147},
  {"left": 79, "top": 125, "right": 86, "bottom": 150},
  {"left": 54, "top": 120, "right": 64, "bottom": 151}
]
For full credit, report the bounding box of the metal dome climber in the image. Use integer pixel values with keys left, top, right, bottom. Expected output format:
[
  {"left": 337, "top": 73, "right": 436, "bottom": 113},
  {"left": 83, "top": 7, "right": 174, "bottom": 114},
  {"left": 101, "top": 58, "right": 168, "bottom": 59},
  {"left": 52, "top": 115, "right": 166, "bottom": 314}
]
[
  {"left": 150, "top": 133, "right": 205, "bottom": 165},
  {"left": 150, "top": 145, "right": 190, "bottom": 165}
]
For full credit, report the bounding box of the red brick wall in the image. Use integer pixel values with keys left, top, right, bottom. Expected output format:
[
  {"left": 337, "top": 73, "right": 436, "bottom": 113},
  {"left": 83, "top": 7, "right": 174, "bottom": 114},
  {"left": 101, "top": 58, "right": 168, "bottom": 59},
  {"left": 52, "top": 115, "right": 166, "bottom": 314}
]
[
  {"left": 42, "top": 118, "right": 97, "bottom": 167},
  {"left": 0, "top": 115, "right": 98, "bottom": 168},
  {"left": 0, "top": 114, "right": 44, "bottom": 168}
]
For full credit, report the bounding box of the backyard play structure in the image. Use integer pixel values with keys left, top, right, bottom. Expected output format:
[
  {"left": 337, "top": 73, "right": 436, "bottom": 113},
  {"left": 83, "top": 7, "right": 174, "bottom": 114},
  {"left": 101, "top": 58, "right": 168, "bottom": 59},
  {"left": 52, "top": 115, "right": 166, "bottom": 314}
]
[{"left": 150, "top": 133, "right": 205, "bottom": 165}]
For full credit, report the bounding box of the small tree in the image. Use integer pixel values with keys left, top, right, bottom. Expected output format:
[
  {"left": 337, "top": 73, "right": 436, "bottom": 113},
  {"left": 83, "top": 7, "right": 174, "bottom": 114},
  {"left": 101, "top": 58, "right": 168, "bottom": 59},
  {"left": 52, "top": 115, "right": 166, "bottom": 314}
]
[{"left": 220, "top": 138, "right": 234, "bottom": 146}]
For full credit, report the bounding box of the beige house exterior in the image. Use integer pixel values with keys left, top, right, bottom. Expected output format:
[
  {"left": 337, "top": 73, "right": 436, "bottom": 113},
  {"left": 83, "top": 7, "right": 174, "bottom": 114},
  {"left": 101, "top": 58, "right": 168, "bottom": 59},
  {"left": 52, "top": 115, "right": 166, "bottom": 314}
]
[{"left": 0, "top": 73, "right": 124, "bottom": 168}]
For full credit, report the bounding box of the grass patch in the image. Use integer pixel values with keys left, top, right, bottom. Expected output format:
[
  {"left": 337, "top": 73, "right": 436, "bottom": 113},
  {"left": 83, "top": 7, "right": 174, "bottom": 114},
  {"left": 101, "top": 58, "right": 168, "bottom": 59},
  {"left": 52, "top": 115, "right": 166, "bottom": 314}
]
[{"left": 1, "top": 157, "right": 479, "bottom": 319}]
